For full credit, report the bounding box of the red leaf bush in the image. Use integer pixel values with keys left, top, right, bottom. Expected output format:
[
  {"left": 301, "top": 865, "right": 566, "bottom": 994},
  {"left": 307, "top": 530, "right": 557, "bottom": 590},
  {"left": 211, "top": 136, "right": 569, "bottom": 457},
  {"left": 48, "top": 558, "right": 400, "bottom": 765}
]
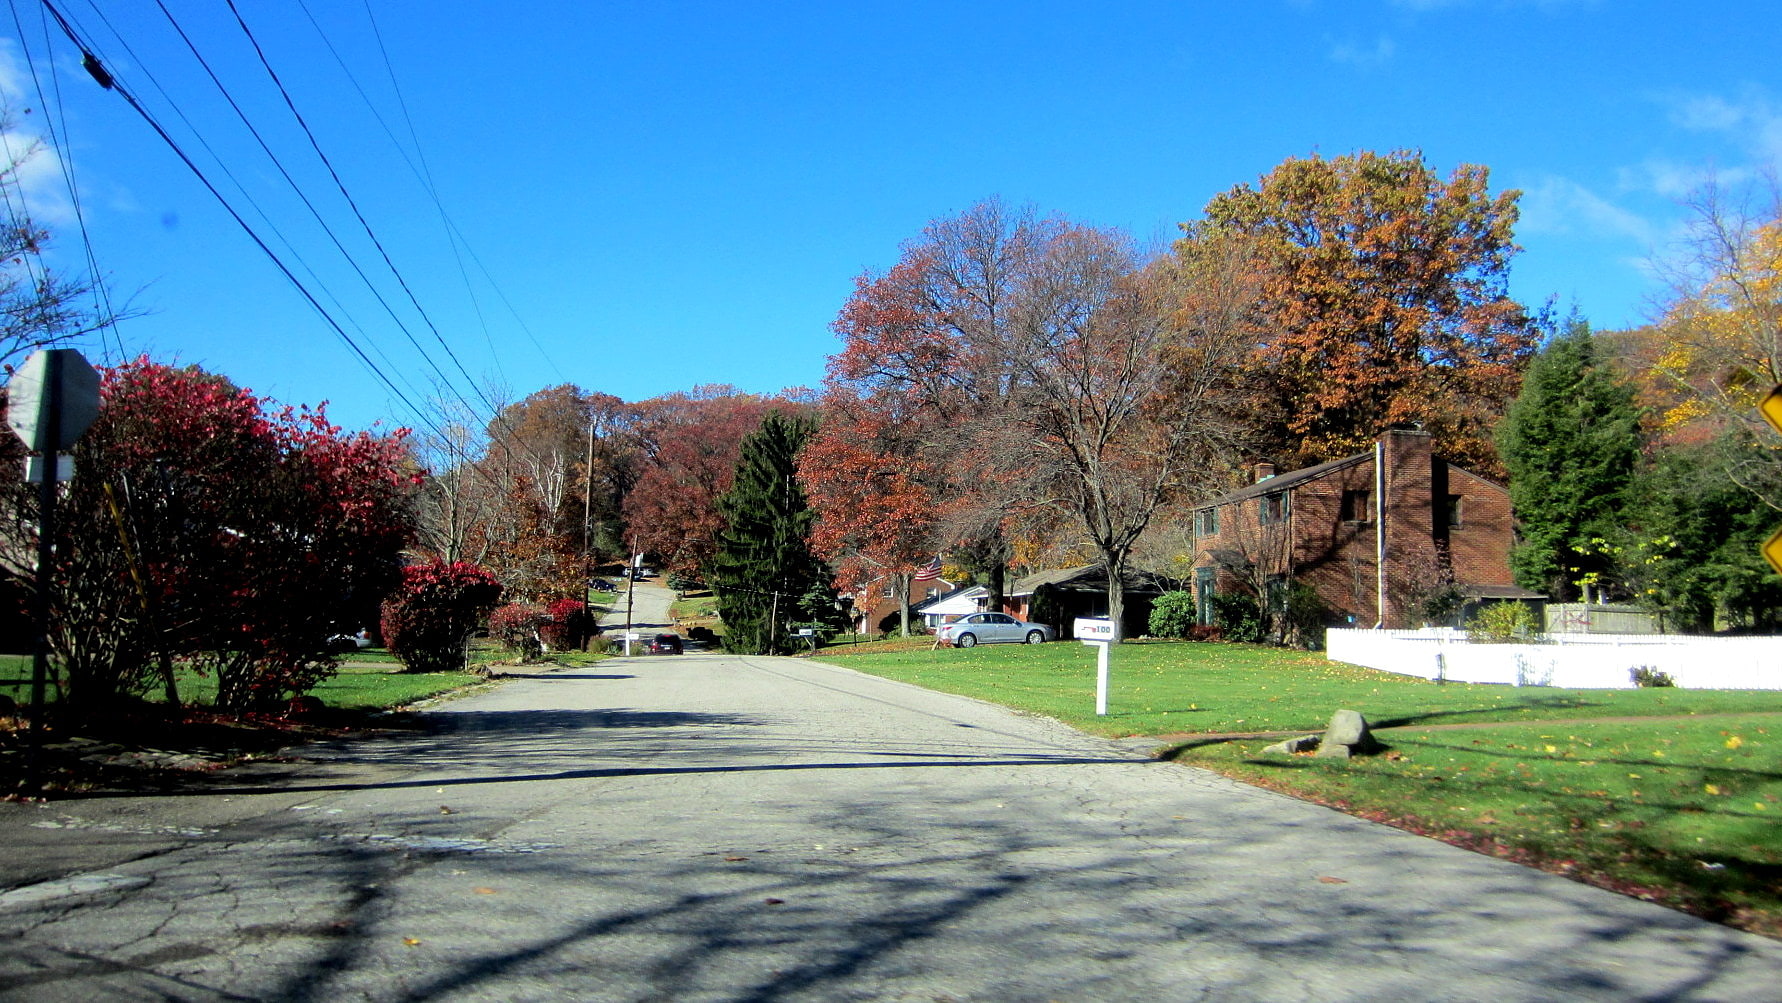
[{"left": 381, "top": 561, "right": 502, "bottom": 674}]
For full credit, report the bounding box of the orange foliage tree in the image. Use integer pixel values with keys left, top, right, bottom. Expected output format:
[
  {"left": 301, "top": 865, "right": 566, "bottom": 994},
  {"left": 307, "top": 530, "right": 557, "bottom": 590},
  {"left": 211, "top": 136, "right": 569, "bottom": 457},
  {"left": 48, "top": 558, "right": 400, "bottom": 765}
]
[
  {"left": 622, "top": 387, "right": 801, "bottom": 579},
  {"left": 1180, "top": 149, "right": 1544, "bottom": 473}
]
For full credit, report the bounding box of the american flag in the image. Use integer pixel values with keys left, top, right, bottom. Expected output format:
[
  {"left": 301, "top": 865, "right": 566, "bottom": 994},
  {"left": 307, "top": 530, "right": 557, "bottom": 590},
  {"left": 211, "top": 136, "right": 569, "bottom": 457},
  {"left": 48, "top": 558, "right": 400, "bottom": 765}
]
[{"left": 913, "top": 557, "right": 943, "bottom": 582}]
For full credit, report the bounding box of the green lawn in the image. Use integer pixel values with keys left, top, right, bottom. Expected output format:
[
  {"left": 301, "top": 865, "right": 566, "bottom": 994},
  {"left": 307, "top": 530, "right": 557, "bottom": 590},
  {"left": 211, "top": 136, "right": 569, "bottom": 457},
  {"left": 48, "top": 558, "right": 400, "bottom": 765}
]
[
  {"left": 816, "top": 637, "right": 1782, "bottom": 737},
  {"left": 171, "top": 663, "right": 485, "bottom": 710},
  {"left": 823, "top": 638, "right": 1782, "bottom": 937},
  {"left": 1, "top": 650, "right": 487, "bottom": 712},
  {"left": 671, "top": 590, "right": 720, "bottom": 621}
]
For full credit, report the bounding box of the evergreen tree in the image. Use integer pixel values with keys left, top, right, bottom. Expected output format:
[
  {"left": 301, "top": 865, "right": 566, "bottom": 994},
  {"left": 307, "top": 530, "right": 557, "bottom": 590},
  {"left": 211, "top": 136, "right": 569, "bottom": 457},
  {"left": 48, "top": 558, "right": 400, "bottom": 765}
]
[
  {"left": 1496, "top": 317, "right": 1642, "bottom": 601},
  {"left": 1630, "top": 437, "right": 1782, "bottom": 632},
  {"left": 709, "top": 412, "right": 843, "bottom": 654}
]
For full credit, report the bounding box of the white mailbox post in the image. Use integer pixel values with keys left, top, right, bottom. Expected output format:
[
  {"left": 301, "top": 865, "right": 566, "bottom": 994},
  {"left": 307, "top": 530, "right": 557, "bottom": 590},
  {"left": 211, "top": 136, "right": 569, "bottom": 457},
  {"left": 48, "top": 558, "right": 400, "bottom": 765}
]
[{"left": 1074, "top": 617, "right": 1117, "bottom": 715}]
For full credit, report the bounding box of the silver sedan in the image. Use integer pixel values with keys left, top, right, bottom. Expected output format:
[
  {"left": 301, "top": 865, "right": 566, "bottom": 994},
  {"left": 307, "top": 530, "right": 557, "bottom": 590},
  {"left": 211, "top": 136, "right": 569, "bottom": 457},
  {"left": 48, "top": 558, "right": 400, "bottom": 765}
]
[{"left": 936, "top": 612, "right": 1054, "bottom": 647}]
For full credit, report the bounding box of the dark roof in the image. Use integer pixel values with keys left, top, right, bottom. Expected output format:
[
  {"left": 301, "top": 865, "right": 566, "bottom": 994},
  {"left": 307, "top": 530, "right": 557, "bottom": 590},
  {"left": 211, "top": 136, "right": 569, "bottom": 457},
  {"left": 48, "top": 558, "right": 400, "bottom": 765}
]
[
  {"left": 1008, "top": 563, "right": 1178, "bottom": 597},
  {"left": 1199, "top": 454, "right": 1369, "bottom": 508},
  {"left": 1198, "top": 448, "right": 1507, "bottom": 510}
]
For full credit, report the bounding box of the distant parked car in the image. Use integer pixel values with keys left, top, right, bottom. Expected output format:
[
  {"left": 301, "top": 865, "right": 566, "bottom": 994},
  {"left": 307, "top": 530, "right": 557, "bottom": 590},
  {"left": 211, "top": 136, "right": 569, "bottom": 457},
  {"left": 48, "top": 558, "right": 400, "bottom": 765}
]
[
  {"left": 935, "top": 613, "right": 1054, "bottom": 647},
  {"left": 325, "top": 630, "right": 373, "bottom": 654},
  {"left": 588, "top": 578, "right": 615, "bottom": 592},
  {"left": 647, "top": 632, "right": 683, "bottom": 655}
]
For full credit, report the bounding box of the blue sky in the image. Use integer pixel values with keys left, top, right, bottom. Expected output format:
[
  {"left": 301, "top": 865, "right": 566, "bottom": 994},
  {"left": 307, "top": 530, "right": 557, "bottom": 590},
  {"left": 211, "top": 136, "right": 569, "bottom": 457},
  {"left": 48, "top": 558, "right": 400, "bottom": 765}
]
[{"left": 3, "top": 0, "right": 1778, "bottom": 435}]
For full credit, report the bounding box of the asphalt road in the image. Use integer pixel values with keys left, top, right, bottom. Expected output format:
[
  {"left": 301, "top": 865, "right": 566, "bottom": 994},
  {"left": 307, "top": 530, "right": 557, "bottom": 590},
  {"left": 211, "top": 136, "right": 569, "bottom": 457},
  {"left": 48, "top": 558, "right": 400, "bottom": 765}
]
[{"left": 2, "top": 636, "right": 1780, "bottom": 1000}]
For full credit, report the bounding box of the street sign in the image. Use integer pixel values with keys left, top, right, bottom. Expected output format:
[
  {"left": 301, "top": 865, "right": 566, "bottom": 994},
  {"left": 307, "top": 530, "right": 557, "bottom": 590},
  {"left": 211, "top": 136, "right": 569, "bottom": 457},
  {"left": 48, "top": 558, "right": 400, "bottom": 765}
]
[
  {"left": 1762, "top": 384, "right": 1782, "bottom": 436},
  {"left": 7, "top": 349, "right": 101, "bottom": 452},
  {"left": 1765, "top": 526, "right": 1782, "bottom": 578}
]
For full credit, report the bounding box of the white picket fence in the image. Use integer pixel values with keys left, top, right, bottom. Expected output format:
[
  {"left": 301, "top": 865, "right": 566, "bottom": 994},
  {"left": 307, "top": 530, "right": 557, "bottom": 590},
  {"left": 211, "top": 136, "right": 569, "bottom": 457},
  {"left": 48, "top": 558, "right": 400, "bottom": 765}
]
[{"left": 1325, "top": 627, "right": 1781, "bottom": 690}]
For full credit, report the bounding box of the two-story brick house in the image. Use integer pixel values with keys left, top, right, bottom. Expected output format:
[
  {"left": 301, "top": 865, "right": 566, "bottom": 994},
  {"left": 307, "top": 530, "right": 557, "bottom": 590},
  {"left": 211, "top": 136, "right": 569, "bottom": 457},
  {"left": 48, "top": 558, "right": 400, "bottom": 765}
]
[{"left": 1190, "top": 427, "right": 1538, "bottom": 630}]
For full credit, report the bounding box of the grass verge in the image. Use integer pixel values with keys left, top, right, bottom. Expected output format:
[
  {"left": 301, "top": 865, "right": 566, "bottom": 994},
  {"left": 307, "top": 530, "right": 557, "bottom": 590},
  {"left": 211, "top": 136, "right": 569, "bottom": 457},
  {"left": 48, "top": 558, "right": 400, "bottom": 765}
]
[{"left": 822, "top": 637, "right": 1782, "bottom": 937}]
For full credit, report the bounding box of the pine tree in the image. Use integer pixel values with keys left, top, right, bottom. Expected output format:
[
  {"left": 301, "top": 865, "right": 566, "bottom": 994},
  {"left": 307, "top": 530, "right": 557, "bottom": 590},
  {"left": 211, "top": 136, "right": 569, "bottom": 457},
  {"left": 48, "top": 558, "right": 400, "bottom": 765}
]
[
  {"left": 1496, "top": 317, "right": 1642, "bottom": 601},
  {"left": 709, "top": 412, "right": 843, "bottom": 654}
]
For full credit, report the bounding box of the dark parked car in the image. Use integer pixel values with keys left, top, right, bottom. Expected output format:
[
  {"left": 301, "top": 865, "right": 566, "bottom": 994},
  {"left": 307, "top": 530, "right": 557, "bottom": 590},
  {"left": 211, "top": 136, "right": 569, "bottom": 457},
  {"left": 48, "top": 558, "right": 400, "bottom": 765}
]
[{"left": 647, "top": 632, "right": 683, "bottom": 655}]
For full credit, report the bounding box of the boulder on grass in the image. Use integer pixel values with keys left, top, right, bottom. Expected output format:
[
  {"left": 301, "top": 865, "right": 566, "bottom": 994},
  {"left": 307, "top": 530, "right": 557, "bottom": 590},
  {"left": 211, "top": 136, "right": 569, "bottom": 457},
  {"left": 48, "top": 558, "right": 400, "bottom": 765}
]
[
  {"left": 1315, "top": 708, "right": 1381, "bottom": 759},
  {"left": 1262, "top": 734, "right": 1321, "bottom": 756}
]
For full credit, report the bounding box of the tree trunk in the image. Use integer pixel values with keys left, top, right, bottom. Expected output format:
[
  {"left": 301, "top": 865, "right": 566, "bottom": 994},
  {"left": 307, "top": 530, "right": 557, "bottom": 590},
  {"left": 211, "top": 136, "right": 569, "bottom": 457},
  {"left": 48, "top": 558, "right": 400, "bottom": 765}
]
[
  {"left": 897, "top": 573, "right": 912, "bottom": 637},
  {"left": 1105, "top": 552, "right": 1127, "bottom": 642}
]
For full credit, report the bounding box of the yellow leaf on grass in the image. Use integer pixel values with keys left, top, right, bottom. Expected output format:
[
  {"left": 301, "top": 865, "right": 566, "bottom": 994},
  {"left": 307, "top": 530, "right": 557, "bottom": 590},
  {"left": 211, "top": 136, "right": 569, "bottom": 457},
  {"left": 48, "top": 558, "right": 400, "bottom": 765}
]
[
  {"left": 1705, "top": 784, "right": 1722, "bottom": 795},
  {"left": 403, "top": 938, "right": 422, "bottom": 947},
  {"left": 1726, "top": 736, "right": 1744, "bottom": 749}
]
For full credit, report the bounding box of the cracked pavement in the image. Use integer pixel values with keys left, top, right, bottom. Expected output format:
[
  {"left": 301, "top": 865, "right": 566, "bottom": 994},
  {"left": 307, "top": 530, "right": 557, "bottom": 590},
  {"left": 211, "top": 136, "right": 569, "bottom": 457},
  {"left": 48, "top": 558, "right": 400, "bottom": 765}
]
[{"left": 3, "top": 635, "right": 1781, "bottom": 1000}]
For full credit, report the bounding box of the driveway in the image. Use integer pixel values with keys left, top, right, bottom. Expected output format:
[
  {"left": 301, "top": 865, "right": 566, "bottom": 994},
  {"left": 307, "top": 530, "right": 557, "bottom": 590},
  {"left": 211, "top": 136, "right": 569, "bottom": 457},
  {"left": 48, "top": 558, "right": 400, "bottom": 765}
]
[{"left": 1, "top": 652, "right": 1779, "bottom": 1000}]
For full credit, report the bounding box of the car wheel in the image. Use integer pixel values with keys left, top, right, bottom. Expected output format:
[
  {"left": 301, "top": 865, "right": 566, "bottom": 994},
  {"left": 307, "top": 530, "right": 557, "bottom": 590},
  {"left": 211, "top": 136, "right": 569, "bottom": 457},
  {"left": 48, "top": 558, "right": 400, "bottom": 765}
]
[
  {"left": 1025, "top": 630, "right": 1044, "bottom": 644},
  {"left": 956, "top": 633, "right": 977, "bottom": 648}
]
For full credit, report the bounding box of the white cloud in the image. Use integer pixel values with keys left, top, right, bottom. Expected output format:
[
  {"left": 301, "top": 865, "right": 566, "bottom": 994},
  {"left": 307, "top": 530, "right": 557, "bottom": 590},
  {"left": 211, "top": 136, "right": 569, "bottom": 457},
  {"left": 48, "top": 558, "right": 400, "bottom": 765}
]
[
  {"left": 1328, "top": 36, "right": 1396, "bottom": 68},
  {"left": 1658, "top": 87, "right": 1782, "bottom": 167},
  {"left": 1615, "top": 159, "right": 1746, "bottom": 200},
  {"left": 0, "top": 41, "right": 76, "bottom": 228},
  {"left": 1518, "top": 175, "right": 1658, "bottom": 246}
]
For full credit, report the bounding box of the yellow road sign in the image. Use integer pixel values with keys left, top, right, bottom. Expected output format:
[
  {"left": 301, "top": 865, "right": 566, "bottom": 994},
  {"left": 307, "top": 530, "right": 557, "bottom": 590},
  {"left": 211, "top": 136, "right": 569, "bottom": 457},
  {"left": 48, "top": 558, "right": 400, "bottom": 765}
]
[
  {"left": 1763, "top": 384, "right": 1782, "bottom": 436},
  {"left": 1767, "top": 526, "right": 1782, "bottom": 578}
]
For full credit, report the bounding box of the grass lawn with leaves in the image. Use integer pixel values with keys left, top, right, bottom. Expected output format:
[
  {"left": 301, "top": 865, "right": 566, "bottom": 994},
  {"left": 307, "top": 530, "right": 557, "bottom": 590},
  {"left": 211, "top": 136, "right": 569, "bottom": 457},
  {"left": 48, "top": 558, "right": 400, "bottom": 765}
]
[{"left": 821, "top": 637, "right": 1782, "bottom": 937}]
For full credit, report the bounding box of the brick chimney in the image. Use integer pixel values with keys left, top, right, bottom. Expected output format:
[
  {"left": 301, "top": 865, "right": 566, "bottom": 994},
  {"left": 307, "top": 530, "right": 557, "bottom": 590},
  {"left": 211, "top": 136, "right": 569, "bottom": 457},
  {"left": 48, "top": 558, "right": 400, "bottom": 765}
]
[{"left": 1254, "top": 462, "right": 1276, "bottom": 483}]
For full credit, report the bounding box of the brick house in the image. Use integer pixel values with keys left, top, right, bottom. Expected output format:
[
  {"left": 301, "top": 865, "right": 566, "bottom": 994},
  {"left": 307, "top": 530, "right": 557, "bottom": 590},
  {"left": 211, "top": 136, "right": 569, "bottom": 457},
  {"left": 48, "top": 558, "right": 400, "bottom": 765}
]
[
  {"left": 848, "top": 576, "right": 955, "bottom": 634},
  {"left": 1189, "top": 427, "right": 1538, "bottom": 630}
]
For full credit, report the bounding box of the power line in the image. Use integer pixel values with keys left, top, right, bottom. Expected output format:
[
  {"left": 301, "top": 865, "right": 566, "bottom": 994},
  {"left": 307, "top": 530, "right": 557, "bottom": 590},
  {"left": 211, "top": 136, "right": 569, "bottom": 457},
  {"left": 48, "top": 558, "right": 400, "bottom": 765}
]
[
  {"left": 37, "top": 0, "right": 449, "bottom": 441},
  {"left": 150, "top": 0, "right": 476, "bottom": 416},
  {"left": 7, "top": 0, "right": 125, "bottom": 363},
  {"left": 223, "top": 0, "right": 504, "bottom": 423}
]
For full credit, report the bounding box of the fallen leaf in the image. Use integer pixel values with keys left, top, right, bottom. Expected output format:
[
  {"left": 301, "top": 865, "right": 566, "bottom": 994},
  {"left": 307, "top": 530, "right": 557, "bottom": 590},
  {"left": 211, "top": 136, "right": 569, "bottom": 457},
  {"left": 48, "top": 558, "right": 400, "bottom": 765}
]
[
  {"left": 1705, "top": 784, "right": 1721, "bottom": 796},
  {"left": 1317, "top": 876, "right": 1348, "bottom": 884},
  {"left": 473, "top": 887, "right": 496, "bottom": 895},
  {"left": 1726, "top": 736, "right": 1744, "bottom": 750},
  {"left": 439, "top": 806, "right": 456, "bottom": 815},
  {"left": 403, "top": 937, "right": 422, "bottom": 947},
  {"left": 724, "top": 856, "right": 749, "bottom": 862},
  {"left": 764, "top": 897, "right": 785, "bottom": 905}
]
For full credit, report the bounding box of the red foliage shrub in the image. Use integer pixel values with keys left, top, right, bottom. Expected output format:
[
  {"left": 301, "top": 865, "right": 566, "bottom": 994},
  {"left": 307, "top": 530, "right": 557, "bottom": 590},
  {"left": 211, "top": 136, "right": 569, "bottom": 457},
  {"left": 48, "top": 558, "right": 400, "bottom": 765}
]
[
  {"left": 1188, "top": 624, "right": 1225, "bottom": 642},
  {"left": 489, "top": 603, "right": 547, "bottom": 661},
  {"left": 538, "top": 598, "right": 593, "bottom": 651},
  {"left": 381, "top": 561, "right": 502, "bottom": 673}
]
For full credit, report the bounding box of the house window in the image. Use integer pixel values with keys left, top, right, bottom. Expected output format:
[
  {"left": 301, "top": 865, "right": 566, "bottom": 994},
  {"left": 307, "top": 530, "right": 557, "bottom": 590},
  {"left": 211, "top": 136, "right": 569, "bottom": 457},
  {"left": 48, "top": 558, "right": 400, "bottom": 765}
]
[
  {"left": 1340, "top": 489, "right": 1370, "bottom": 524},
  {"left": 1260, "top": 491, "right": 1290, "bottom": 525},
  {"left": 1195, "top": 567, "right": 1217, "bottom": 626},
  {"left": 1266, "top": 574, "right": 1289, "bottom": 614},
  {"left": 1446, "top": 494, "right": 1464, "bottom": 528},
  {"left": 1195, "top": 507, "right": 1218, "bottom": 536}
]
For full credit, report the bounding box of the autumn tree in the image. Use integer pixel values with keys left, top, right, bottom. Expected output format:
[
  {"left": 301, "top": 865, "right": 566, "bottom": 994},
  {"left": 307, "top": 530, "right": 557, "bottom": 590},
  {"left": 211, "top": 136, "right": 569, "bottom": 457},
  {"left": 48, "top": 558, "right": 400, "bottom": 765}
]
[
  {"left": 825, "top": 200, "right": 1261, "bottom": 638},
  {"left": 823, "top": 200, "right": 1076, "bottom": 612},
  {"left": 1497, "top": 317, "right": 1643, "bottom": 600},
  {"left": 415, "top": 386, "right": 639, "bottom": 601},
  {"left": 800, "top": 388, "right": 942, "bottom": 635},
  {"left": 710, "top": 412, "right": 843, "bottom": 654},
  {"left": 1179, "top": 149, "right": 1544, "bottom": 472},
  {"left": 1642, "top": 179, "right": 1782, "bottom": 509},
  {"left": 623, "top": 387, "right": 790, "bottom": 578},
  {"left": 0, "top": 359, "right": 416, "bottom": 710}
]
